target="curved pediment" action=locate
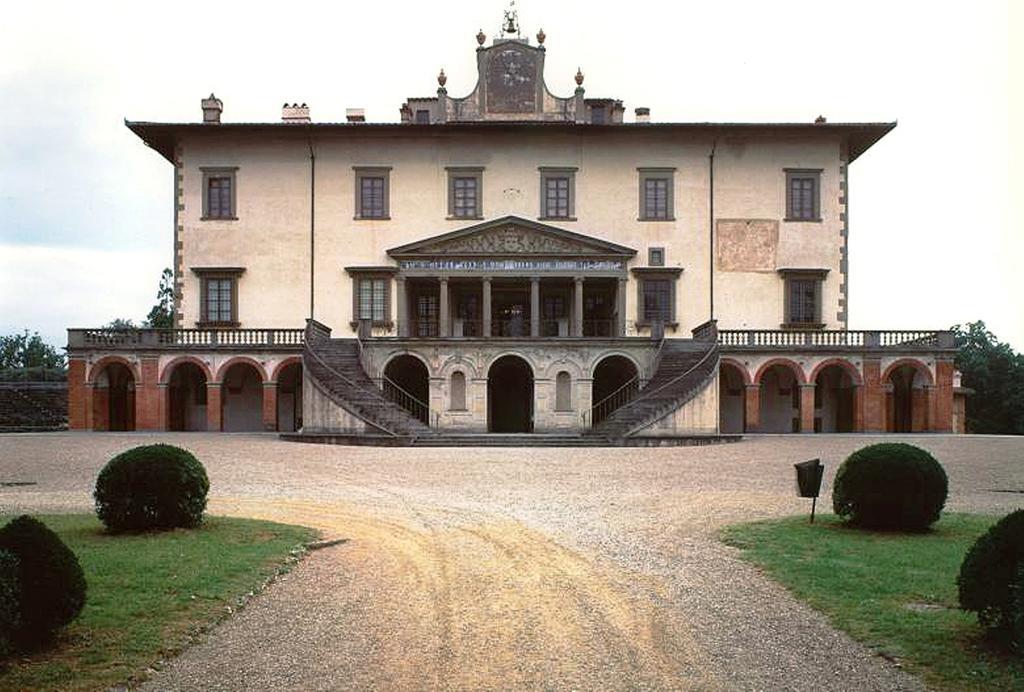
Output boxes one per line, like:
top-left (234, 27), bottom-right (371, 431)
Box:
top-left (388, 216), bottom-right (636, 259)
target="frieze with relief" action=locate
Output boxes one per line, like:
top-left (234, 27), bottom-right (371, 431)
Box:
top-left (420, 226), bottom-right (598, 255)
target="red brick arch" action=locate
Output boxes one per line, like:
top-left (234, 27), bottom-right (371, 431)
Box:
top-left (270, 356), bottom-right (302, 383)
top-left (720, 358), bottom-right (752, 386)
top-left (754, 358), bottom-right (807, 385)
top-left (215, 357), bottom-right (269, 384)
top-left (809, 358), bottom-right (863, 386)
top-left (87, 355), bottom-right (141, 384)
top-left (882, 358), bottom-right (934, 386)
top-left (160, 356), bottom-right (214, 384)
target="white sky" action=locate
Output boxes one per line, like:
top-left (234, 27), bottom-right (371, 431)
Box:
top-left (1, 0), bottom-right (1020, 349)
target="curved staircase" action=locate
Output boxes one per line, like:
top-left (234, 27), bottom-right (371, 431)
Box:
top-left (586, 339), bottom-right (719, 440)
top-left (303, 325), bottom-right (432, 437)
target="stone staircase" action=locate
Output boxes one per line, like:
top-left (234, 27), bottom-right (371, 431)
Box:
top-left (304, 332), bottom-right (432, 436)
top-left (586, 340), bottom-right (719, 440)
top-left (0, 384), bottom-right (68, 431)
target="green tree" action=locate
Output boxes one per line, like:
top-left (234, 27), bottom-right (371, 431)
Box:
top-left (144, 268), bottom-right (174, 329)
top-left (0, 331), bottom-right (65, 370)
top-left (104, 318), bottom-right (136, 329)
top-left (951, 321), bottom-right (1024, 434)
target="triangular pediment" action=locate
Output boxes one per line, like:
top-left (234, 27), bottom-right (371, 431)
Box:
top-left (387, 216), bottom-right (636, 258)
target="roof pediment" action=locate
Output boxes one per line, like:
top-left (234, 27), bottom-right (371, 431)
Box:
top-left (387, 216), bottom-right (636, 258)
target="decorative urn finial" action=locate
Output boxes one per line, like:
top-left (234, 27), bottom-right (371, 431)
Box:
top-left (437, 69), bottom-right (447, 87)
top-left (476, 29), bottom-right (486, 45)
top-left (575, 67), bottom-right (584, 86)
top-left (536, 28), bottom-right (546, 44)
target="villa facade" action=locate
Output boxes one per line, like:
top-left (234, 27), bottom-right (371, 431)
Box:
top-left (67, 23), bottom-right (963, 442)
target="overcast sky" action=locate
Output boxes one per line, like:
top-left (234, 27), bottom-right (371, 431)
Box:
top-left (1, 0), bottom-right (1020, 349)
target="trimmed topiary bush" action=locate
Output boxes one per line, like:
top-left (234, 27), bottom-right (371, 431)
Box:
top-left (0, 549), bottom-right (20, 657)
top-left (958, 509), bottom-right (1024, 650)
top-left (832, 442), bottom-right (948, 531)
top-left (94, 444), bottom-right (209, 532)
top-left (0, 516), bottom-right (85, 648)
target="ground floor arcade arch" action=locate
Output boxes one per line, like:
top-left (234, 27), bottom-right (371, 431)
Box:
top-left (220, 361), bottom-right (265, 432)
top-left (383, 355), bottom-right (431, 424)
top-left (90, 360), bottom-right (136, 431)
top-left (590, 355), bottom-right (639, 425)
top-left (167, 361), bottom-right (209, 431)
top-left (488, 355), bottom-right (534, 433)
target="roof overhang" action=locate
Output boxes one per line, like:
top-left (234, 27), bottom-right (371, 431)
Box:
top-left (125, 120), bottom-right (896, 164)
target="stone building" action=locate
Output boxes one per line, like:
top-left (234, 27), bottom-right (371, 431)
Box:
top-left (67, 21), bottom-right (964, 442)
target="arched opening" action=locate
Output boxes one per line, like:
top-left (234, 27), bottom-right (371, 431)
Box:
top-left (555, 371), bottom-right (572, 411)
top-left (759, 364), bottom-right (800, 433)
top-left (167, 362), bottom-right (208, 431)
top-left (92, 362), bottom-right (135, 431)
top-left (814, 364), bottom-right (855, 433)
top-left (719, 362), bottom-right (746, 434)
top-left (488, 355), bottom-right (533, 433)
top-left (449, 371), bottom-right (467, 411)
top-left (886, 363), bottom-right (930, 433)
top-left (276, 362), bottom-right (303, 433)
top-left (383, 355), bottom-right (430, 424)
top-left (221, 362), bottom-right (264, 432)
top-left (591, 356), bottom-right (639, 425)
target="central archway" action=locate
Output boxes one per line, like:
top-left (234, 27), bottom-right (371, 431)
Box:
top-left (488, 355), bottom-right (533, 433)
top-left (383, 355), bottom-right (430, 424)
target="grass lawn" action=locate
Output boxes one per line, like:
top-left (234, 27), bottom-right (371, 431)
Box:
top-left (721, 513), bottom-right (1024, 691)
top-left (0, 514), bottom-right (316, 690)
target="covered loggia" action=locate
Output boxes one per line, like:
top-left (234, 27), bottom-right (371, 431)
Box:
top-left (220, 361), bottom-right (264, 432)
top-left (91, 361), bottom-right (135, 431)
top-left (590, 355), bottom-right (639, 425)
top-left (166, 361), bottom-right (208, 431)
top-left (757, 362), bottom-right (802, 433)
top-left (885, 361), bottom-right (933, 433)
top-left (487, 355), bottom-right (534, 432)
top-left (383, 355), bottom-right (430, 424)
top-left (814, 363), bottom-right (857, 432)
top-left (718, 361), bottom-right (747, 434)
top-left (276, 361), bottom-right (303, 433)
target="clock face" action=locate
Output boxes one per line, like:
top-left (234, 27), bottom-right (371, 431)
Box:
top-left (486, 46), bottom-right (536, 113)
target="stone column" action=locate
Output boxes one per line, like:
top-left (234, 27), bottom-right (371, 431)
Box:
top-left (573, 276), bottom-right (584, 337)
top-left (530, 277), bottom-right (540, 337)
top-left (67, 358), bottom-right (88, 430)
top-left (206, 382), bottom-right (222, 432)
top-left (861, 357), bottom-right (885, 432)
top-left (616, 277), bottom-right (627, 336)
top-left (800, 384), bottom-right (816, 433)
top-left (482, 276), bottom-right (492, 337)
top-left (439, 277), bottom-right (450, 337)
top-left (396, 276), bottom-right (408, 337)
top-left (137, 357), bottom-right (162, 430)
top-left (262, 382), bottom-right (278, 432)
top-left (744, 383), bottom-right (760, 432)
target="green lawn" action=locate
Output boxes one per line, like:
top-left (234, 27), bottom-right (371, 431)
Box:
top-left (721, 513), bottom-right (1023, 691)
top-left (0, 514), bottom-right (316, 690)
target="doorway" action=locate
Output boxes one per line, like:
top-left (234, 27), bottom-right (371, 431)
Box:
top-left (487, 355), bottom-right (533, 432)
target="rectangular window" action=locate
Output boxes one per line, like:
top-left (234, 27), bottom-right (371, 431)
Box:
top-left (590, 106), bottom-right (606, 124)
top-left (358, 278), bottom-right (388, 323)
top-left (787, 278), bottom-right (818, 324)
top-left (648, 247), bottom-right (665, 267)
top-left (642, 280), bottom-right (672, 323)
top-left (201, 167), bottom-right (238, 220)
top-left (206, 279), bottom-right (233, 322)
top-left (785, 169), bottom-right (822, 221)
top-left (354, 167), bottom-right (391, 219)
top-left (447, 167), bottom-right (483, 219)
top-left (539, 168), bottom-right (576, 219)
top-left (415, 109), bottom-right (430, 124)
top-left (638, 168), bottom-right (675, 220)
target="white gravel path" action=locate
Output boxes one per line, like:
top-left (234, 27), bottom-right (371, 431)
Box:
top-left (1, 432), bottom-right (1022, 690)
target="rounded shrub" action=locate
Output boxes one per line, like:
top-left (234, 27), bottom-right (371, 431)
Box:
top-left (832, 442), bottom-right (948, 531)
top-left (0, 516), bottom-right (86, 648)
top-left (958, 509), bottom-right (1024, 649)
top-left (0, 549), bottom-right (20, 657)
top-left (94, 444), bottom-right (209, 532)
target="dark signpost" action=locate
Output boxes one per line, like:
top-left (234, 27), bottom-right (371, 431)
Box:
top-left (794, 458), bottom-right (825, 523)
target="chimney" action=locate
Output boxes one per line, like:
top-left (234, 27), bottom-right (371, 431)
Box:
top-left (201, 93), bottom-right (223, 124)
top-left (281, 103), bottom-right (311, 123)
top-left (346, 108), bottom-right (366, 123)
top-left (635, 107), bottom-right (650, 124)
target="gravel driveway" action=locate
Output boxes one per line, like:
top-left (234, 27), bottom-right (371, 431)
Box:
top-left (2, 433), bottom-right (1022, 690)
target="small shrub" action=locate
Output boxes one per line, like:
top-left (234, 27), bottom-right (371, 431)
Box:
top-left (94, 444), bottom-right (209, 532)
top-left (0, 549), bottom-right (20, 657)
top-left (0, 516), bottom-right (86, 648)
top-left (832, 442), bottom-right (948, 531)
top-left (958, 509), bottom-right (1024, 649)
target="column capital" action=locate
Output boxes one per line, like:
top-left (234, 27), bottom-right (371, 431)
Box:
top-left (207, 381), bottom-right (222, 389)
top-left (800, 382), bottom-right (816, 389)
top-left (574, 275), bottom-right (584, 284)
top-left (530, 275), bottom-right (541, 284)
top-left (395, 274), bottom-right (406, 284)
top-left (481, 275), bottom-right (493, 283)
top-left (745, 382), bottom-right (761, 390)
